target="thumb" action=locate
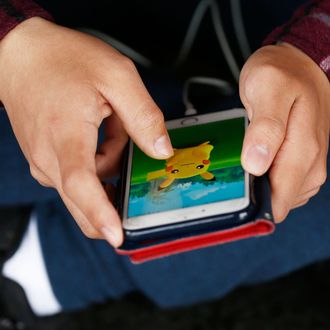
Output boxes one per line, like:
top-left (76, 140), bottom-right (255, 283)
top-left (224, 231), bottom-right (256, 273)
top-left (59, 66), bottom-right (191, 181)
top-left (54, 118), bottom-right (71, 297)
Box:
top-left (241, 102), bottom-right (292, 176)
top-left (239, 49), bottom-right (298, 176)
top-left (100, 59), bottom-right (173, 159)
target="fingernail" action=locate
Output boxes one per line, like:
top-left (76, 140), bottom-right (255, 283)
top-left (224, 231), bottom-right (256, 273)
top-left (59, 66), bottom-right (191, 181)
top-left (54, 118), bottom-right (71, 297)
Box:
top-left (154, 135), bottom-right (173, 158)
top-left (274, 206), bottom-right (289, 224)
top-left (101, 227), bottom-right (121, 248)
top-left (244, 145), bottom-right (269, 175)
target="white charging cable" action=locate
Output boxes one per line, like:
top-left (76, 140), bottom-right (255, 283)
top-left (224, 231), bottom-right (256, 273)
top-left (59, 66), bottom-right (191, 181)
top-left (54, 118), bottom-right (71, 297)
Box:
top-left (175, 0), bottom-right (241, 82)
top-left (175, 0), bottom-right (212, 66)
top-left (78, 27), bottom-right (153, 68)
top-left (183, 76), bottom-right (234, 116)
top-left (78, 0), bottom-right (243, 82)
top-left (230, 0), bottom-right (252, 60)
top-left (209, 0), bottom-right (240, 82)
top-left (78, 0), bottom-right (248, 113)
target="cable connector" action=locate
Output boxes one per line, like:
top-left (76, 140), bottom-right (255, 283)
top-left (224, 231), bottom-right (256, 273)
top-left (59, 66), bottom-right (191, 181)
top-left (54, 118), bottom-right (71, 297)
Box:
top-left (184, 105), bottom-right (198, 116)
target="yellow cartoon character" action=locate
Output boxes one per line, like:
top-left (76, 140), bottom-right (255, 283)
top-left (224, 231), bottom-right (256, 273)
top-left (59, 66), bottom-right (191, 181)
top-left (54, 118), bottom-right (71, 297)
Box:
top-left (147, 142), bottom-right (215, 189)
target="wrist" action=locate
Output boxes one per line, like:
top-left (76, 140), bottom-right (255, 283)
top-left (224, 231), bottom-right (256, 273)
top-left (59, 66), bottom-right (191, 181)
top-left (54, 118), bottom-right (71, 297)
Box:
top-left (0, 0), bottom-right (53, 41)
top-left (0, 17), bottom-right (53, 104)
top-left (255, 43), bottom-right (329, 88)
top-left (0, 16), bottom-right (51, 48)
top-left (263, 1), bottom-right (330, 80)
top-left (278, 42), bottom-right (330, 85)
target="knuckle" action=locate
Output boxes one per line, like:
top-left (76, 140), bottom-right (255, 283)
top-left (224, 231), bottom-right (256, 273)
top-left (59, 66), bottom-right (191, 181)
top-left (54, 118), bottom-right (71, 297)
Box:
top-left (29, 150), bottom-right (44, 168)
top-left (258, 62), bottom-right (284, 78)
top-left (137, 108), bottom-right (165, 132)
top-left (302, 198), bottom-right (310, 205)
top-left (39, 181), bottom-right (52, 188)
top-left (242, 62), bottom-right (303, 109)
top-left (145, 110), bottom-right (164, 128)
top-left (80, 224), bottom-right (101, 239)
top-left (29, 166), bottom-right (51, 187)
top-left (309, 187), bottom-right (320, 198)
top-left (244, 63), bottom-right (285, 97)
top-left (84, 208), bottom-right (103, 228)
top-left (61, 168), bottom-right (91, 193)
top-left (46, 114), bottom-right (62, 127)
top-left (118, 55), bottom-right (136, 74)
top-left (307, 159), bottom-right (327, 188)
top-left (297, 199), bottom-right (309, 208)
top-left (29, 165), bottom-right (41, 180)
top-left (257, 116), bottom-right (286, 142)
top-left (72, 210), bottom-right (103, 240)
top-left (315, 170), bottom-right (327, 187)
top-left (307, 138), bottom-right (322, 160)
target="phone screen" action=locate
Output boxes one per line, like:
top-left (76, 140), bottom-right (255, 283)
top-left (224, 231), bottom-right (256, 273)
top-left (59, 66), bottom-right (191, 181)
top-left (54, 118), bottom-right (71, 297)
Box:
top-left (124, 110), bottom-right (249, 230)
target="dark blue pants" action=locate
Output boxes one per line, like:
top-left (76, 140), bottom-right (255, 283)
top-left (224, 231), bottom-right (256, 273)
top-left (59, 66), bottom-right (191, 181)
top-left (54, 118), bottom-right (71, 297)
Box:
top-left (0, 1), bottom-right (324, 310)
top-left (1, 70), bottom-right (330, 311)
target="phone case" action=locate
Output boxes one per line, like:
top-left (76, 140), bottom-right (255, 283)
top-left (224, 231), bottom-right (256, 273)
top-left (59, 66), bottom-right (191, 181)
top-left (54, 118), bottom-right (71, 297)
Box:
top-left (116, 173), bottom-right (274, 264)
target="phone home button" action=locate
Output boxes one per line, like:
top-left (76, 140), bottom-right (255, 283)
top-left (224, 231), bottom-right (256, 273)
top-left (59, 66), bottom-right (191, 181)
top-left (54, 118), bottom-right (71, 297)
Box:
top-left (181, 117), bottom-right (199, 126)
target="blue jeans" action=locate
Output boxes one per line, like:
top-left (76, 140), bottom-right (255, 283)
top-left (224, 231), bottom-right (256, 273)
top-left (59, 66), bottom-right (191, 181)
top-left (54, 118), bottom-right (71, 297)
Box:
top-left (35, 187), bottom-right (330, 311)
top-left (1, 69), bottom-right (330, 312)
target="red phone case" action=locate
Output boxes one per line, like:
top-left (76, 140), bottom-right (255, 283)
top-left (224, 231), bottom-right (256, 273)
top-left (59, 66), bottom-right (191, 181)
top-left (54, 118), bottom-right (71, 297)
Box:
top-left (116, 175), bottom-right (274, 264)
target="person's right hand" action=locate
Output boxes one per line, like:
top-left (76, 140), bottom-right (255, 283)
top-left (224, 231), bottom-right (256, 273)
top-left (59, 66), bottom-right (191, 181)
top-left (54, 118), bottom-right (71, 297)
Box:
top-left (239, 43), bottom-right (330, 222)
top-left (0, 17), bottom-right (173, 247)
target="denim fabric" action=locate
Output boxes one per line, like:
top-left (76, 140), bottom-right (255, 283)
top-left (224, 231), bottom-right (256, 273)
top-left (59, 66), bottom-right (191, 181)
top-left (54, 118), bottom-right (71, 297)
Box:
top-left (1, 0), bottom-right (328, 311)
top-left (0, 110), bottom-right (58, 206)
top-left (33, 70), bottom-right (330, 310)
top-left (35, 156), bottom-right (330, 310)
top-left (2, 69), bottom-right (330, 311)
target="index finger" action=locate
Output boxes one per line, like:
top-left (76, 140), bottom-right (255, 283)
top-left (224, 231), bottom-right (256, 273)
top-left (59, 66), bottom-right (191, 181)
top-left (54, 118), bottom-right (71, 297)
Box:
top-left (54, 124), bottom-right (123, 247)
top-left (97, 58), bottom-right (173, 160)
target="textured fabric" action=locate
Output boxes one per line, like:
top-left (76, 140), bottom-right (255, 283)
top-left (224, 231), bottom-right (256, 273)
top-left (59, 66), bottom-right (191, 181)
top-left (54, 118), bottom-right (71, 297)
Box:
top-left (5, 72), bottom-right (330, 312)
top-left (0, 0), bottom-right (52, 40)
top-left (0, 109), bottom-right (58, 206)
top-left (35, 164), bottom-right (330, 310)
top-left (33, 70), bottom-right (330, 310)
top-left (1, 0), bottom-right (330, 313)
top-left (263, 0), bottom-right (330, 79)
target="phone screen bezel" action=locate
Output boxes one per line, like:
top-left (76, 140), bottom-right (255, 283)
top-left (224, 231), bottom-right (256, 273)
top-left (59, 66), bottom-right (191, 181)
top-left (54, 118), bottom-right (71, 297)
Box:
top-left (122, 109), bottom-right (249, 231)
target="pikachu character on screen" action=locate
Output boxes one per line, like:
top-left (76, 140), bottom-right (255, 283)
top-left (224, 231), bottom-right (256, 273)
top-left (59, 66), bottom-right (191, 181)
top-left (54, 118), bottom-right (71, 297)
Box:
top-left (147, 142), bottom-right (215, 189)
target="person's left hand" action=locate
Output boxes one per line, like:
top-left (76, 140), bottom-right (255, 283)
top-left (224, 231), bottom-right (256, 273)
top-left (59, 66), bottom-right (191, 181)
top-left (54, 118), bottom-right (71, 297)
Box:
top-left (0, 18), bottom-right (173, 247)
top-left (239, 43), bottom-right (330, 222)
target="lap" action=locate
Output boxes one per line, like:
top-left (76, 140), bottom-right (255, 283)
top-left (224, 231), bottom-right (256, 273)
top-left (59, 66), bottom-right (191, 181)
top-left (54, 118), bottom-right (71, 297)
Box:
top-left (36, 161), bottom-right (330, 310)
top-left (2, 76), bottom-right (329, 310)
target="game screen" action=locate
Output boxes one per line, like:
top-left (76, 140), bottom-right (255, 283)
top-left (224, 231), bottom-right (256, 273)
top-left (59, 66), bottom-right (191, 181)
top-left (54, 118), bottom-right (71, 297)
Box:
top-left (127, 117), bottom-right (245, 218)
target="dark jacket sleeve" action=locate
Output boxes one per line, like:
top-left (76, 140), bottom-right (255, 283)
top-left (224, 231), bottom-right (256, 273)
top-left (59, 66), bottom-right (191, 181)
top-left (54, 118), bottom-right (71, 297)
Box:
top-left (0, 0), bottom-right (52, 40)
top-left (263, 0), bottom-right (330, 79)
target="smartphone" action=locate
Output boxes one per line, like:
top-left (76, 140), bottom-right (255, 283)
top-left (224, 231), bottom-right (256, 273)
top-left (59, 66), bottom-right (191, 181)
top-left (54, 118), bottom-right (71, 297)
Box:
top-left (120, 108), bottom-right (251, 240)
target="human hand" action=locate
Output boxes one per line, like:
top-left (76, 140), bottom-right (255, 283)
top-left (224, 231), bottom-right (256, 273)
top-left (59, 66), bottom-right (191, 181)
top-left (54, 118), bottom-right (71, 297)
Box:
top-left (240, 43), bottom-right (330, 222)
top-left (0, 17), bottom-right (173, 246)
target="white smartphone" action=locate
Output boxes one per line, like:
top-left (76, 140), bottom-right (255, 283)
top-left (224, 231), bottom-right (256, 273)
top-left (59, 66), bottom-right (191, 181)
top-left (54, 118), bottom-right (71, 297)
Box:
top-left (121, 108), bottom-right (250, 232)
